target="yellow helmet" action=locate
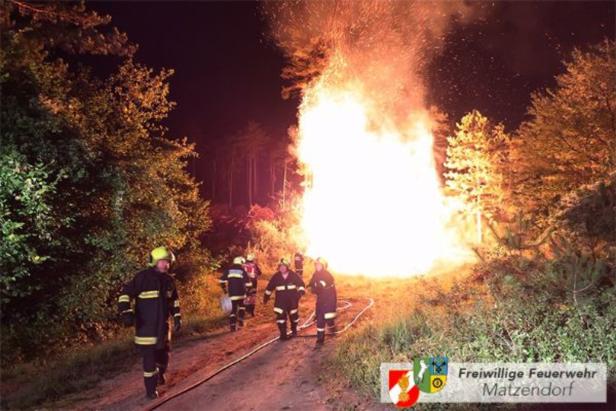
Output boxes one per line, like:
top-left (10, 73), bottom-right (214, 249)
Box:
top-left (149, 247), bottom-right (176, 267)
top-left (279, 258), bottom-right (290, 268)
top-left (246, 253), bottom-right (255, 262)
top-left (233, 256), bottom-right (246, 265)
top-left (315, 257), bottom-right (328, 268)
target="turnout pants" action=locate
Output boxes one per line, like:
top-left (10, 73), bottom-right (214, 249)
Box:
top-left (141, 345), bottom-right (169, 395)
top-left (245, 280), bottom-right (257, 317)
top-left (245, 294), bottom-right (256, 317)
top-left (274, 305), bottom-right (299, 338)
top-left (230, 299), bottom-right (245, 330)
top-left (316, 305), bottom-right (336, 343)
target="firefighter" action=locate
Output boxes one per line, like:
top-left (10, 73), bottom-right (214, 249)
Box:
top-left (294, 252), bottom-right (304, 278)
top-left (220, 256), bottom-right (252, 331)
top-left (118, 246), bottom-right (182, 400)
top-left (308, 257), bottom-right (337, 346)
top-left (263, 258), bottom-right (306, 340)
top-left (243, 253), bottom-right (262, 317)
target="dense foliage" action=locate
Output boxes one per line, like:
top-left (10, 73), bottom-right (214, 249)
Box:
top-left (512, 40), bottom-right (616, 220)
top-left (1, 1), bottom-right (211, 359)
top-left (444, 110), bottom-right (511, 241)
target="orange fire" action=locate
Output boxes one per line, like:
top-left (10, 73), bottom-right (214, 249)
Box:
top-left (295, 82), bottom-right (470, 277)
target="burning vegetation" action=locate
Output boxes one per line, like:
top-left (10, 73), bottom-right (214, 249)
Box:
top-left (262, 0), bottom-right (487, 275)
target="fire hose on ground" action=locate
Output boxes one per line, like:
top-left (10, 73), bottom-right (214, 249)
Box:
top-left (144, 297), bottom-right (374, 411)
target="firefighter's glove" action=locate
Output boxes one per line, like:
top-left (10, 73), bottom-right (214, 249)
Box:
top-left (173, 316), bottom-right (182, 333)
top-left (221, 285), bottom-right (227, 294)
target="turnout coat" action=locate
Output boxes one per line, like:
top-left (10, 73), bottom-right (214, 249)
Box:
top-left (308, 269), bottom-right (337, 320)
top-left (219, 264), bottom-right (252, 300)
top-left (118, 268), bottom-right (181, 349)
top-left (264, 271), bottom-right (306, 312)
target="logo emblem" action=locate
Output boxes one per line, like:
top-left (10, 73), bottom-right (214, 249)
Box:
top-left (413, 356), bottom-right (448, 393)
top-left (388, 369), bottom-right (420, 408)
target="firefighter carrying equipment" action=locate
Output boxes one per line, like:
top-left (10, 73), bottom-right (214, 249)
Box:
top-left (118, 266), bottom-right (181, 397)
top-left (149, 246), bottom-right (176, 267)
top-left (243, 260), bottom-right (262, 317)
top-left (308, 268), bottom-right (337, 344)
top-left (220, 262), bottom-right (252, 330)
top-left (263, 270), bottom-right (305, 339)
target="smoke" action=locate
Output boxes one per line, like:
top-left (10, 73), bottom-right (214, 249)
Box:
top-left (263, 0), bottom-right (484, 126)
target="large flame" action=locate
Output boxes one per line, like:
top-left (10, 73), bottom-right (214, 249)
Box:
top-left (296, 84), bottom-right (469, 277)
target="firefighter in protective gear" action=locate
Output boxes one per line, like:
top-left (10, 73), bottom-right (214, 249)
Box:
top-left (220, 256), bottom-right (252, 331)
top-left (308, 257), bottom-right (337, 345)
top-left (243, 253), bottom-right (262, 317)
top-left (294, 252), bottom-right (304, 278)
top-left (263, 258), bottom-right (306, 340)
top-left (118, 246), bottom-right (181, 399)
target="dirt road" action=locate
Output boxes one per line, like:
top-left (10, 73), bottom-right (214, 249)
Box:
top-left (154, 299), bottom-right (370, 411)
top-left (65, 293), bottom-right (372, 411)
top-left (58, 274), bottom-right (457, 410)
top-left (157, 324), bottom-right (339, 411)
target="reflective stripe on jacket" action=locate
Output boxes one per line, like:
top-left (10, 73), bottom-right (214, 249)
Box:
top-left (265, 271), bottom-right (305, 310)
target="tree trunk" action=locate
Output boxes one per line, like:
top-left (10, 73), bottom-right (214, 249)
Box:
top-left (252, 154), bottom-right (258, 205)
top-left (212, 157), bottom-right (217, 202)
top-left (476, 208), bottom-right (482, 244)
top-left (247, 156), bottom-right (253, 206)
top-left (270, 157), bottom-right (276, 199)
top-left (228, 153), bottom-right (234, 208)
top-left (282, 158), bottom-right (288, 209)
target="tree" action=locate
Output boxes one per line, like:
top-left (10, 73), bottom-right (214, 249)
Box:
top-left (512, 40), bottom-right (616, 217)
top-left (239, 122), bottom-right (269, 206)
top-left (1, 1), bottom-right (211, 357)
top-left (445, 110), bottom-right (510, 243)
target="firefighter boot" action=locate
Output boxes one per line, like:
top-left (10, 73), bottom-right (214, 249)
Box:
top-left (316, 330), bottom-right (325, 346)
top-left (291, 322), bottom-right (298, 338)
top-left (144, 374), bottom-right (159, 399)
top-left (278, 321), bottom-right (288, 341)
top-left (238, 306), bottom-right (245, 328)
top-left (230, 313), bottom-right (237, 331)
top-left (157, 369), bottom-right (166, 385)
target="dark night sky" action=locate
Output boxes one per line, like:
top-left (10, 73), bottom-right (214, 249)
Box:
top-left (90, 1), bottom-right (615, 183)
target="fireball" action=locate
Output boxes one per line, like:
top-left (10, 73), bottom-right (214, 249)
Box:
top-left (296, 83), bottom-right (469, 277)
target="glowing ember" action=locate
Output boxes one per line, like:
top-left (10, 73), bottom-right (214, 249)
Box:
top-left (296, 84), bottom-right (469, 277)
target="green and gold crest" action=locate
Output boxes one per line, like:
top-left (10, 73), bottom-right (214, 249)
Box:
top-left (413, 356), bottom-right (448, 393)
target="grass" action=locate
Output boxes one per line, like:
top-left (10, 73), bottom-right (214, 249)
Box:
top-left (0, 274), bottom-right (227, 410)
top-left (1, 311), bottom-right (228, 410)
top-left (327, 256), bottom-right (616, 410)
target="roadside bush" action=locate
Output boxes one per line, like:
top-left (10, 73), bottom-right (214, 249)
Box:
top-left (330, 253), bottom-right (616, 402)
top-left (245, 202), bottom-right (305, 275)
top-left (1, 2), bottom-right (212, 363)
